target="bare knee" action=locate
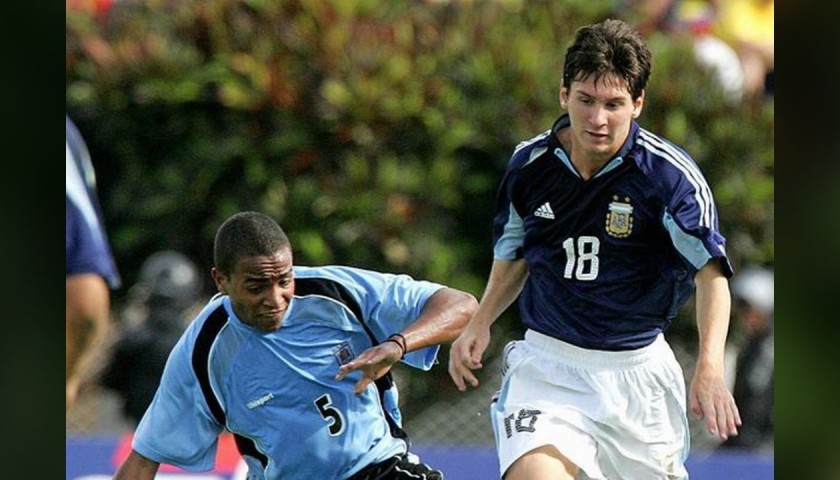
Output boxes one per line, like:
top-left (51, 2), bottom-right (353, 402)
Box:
top-left (505, 445), bottom-right (579, 480)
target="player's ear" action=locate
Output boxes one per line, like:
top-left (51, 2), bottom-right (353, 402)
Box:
top-left (632, 90), bottom-right (645, 118)
top-left (211, 267), bottom-right (228, 294)
top-left (559, 83), bottom-right (568, 109)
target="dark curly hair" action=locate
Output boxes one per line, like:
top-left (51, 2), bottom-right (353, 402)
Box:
top-left (562, 18), bottom-right (652, 100)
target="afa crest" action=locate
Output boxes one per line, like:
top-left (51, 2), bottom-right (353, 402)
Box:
top-left (605, 196), bottom-right (634, 238)
top-left (333, 342), bottom-right (355, 366)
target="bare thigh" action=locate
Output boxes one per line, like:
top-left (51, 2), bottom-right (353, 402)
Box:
top-left (505, 445), bottom-right (579, 480)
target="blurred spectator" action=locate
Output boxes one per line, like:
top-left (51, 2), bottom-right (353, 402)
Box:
top-left (721, 266), bottom-right (774, 451)
top-left (100, 250), bottom-right (203, 425)
top-left (618, 0), bottom-right (674, 37)
top-left (673, 0), bottom-right (745, 105)
top-left (715, 0), bottom-right (774, 100)
top-left (66, 115), bottom-right (122, 411)
top-left (619, 0), bottom-right (745, 104)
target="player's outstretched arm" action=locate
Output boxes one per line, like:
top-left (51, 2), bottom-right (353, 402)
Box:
top-left (337, 287), bottom-right (478, 395)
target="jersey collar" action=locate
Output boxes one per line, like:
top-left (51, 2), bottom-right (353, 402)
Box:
top-left (548, 114), bottom-right (641, 179)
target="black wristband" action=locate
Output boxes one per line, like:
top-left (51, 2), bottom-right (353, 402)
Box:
top-left (385, 333), bottom-right (407, 359)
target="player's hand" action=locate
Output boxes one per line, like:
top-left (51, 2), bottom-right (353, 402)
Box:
top-left (689, 363), bottom-right (742, 440)
top-left (335, 342), bottom-right (403, 395)
top-left (448, 322), bottom-right (491, 391)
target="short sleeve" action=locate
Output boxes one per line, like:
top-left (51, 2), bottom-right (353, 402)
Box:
top-left (131, 335), bottom-right (223, 471)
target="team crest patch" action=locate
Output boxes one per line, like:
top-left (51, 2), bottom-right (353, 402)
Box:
top-left (333, 342), bottom-right (355, 366)
top-left (605, 195), bottom-right (634, 238)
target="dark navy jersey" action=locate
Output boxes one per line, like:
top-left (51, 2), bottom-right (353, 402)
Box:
top-left (66, 116), bottom-right (121, 288)
top-left (493, 115), bottom-right (733, 350)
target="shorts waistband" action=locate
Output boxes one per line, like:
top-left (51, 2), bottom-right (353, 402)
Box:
top-left (523, 329), bottom-right (669, 369)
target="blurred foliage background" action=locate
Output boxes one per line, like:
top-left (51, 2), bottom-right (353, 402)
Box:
top-left (67, 0), bottom-right (773, 440)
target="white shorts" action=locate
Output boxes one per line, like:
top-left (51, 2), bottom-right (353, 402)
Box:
top-left (491, 330), bottom-right (690, 480)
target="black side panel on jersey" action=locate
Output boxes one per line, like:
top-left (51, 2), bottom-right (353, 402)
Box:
top-left (191, 305), bottom-right (229, 426)
top-left (192, 305), bottom-right (270, 468)
top-left (234, 434), bottom-right (268, 468)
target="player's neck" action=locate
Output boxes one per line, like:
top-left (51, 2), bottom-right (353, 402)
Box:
top-left (556, 129), bottom-right (611, 181)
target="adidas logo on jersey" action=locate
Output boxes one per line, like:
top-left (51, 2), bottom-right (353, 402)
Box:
top-left (534, 202), bottom-right (555, 219)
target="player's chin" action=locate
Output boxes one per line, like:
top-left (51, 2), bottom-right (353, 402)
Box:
top-left (584, 136), bottom-right (613, 149)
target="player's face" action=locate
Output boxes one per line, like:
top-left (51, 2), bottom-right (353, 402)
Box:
top-left (560, 73), bottom-right (644, 163)
top-left (213, 248), bottom-right (294, 332)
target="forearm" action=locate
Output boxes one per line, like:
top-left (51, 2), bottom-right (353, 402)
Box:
top-left (690, 260), bottom-right (741, 439)
top-left (66, 275), bottom-right (111, 382)
top-left (470, 258), bottom-right (529, 329)
top-left (66, 318), bottom-right (93, 381)
top-left (447, 258), bottom-right (527, 390)
top-left (694, 261), bottom-right (732, 373)
top-left (400, 288), bottom-right (478, 352)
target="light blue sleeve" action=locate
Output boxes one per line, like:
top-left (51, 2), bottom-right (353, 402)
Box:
top-left (493, 204), bottom-right (525, 260)
top-left (492, 155), bottom-right (527, 261)
top-left (298, 266), bottom-right (445, 370)
top-left (367, 271), bottom-right (446, 370)
top-left (131, 316), bottom-right (224, 471)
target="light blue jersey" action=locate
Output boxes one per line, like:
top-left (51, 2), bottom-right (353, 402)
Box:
top-left (133, 265), bottom-right (444, 479)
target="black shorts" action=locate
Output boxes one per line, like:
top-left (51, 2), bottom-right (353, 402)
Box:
top-left (347, 454), bottom-right (443, 480)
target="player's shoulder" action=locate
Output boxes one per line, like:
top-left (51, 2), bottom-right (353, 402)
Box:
top-left (176, 296), bottom-right (244, 362)
top-left (294, 264), bottom-right (376, 282)
top-left (508, 128), bottom-right (553, 170)
top-left (292, 265), bottom-right (378, 298)
top-left (183, 295), bottom-right (229, 335)
top-left (293, 265), bottom-right (434, 299)
top-left (633, 128), bottom-right (699, 172)
top-left (631, 127), bottom-right (709, 188)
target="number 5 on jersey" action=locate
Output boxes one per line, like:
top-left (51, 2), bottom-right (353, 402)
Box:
top-left (315, 394), bottom-right (345, 436)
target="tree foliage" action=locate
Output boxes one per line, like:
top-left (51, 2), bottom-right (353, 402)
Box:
top-left (67, 0), bottom-right (773, 409)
